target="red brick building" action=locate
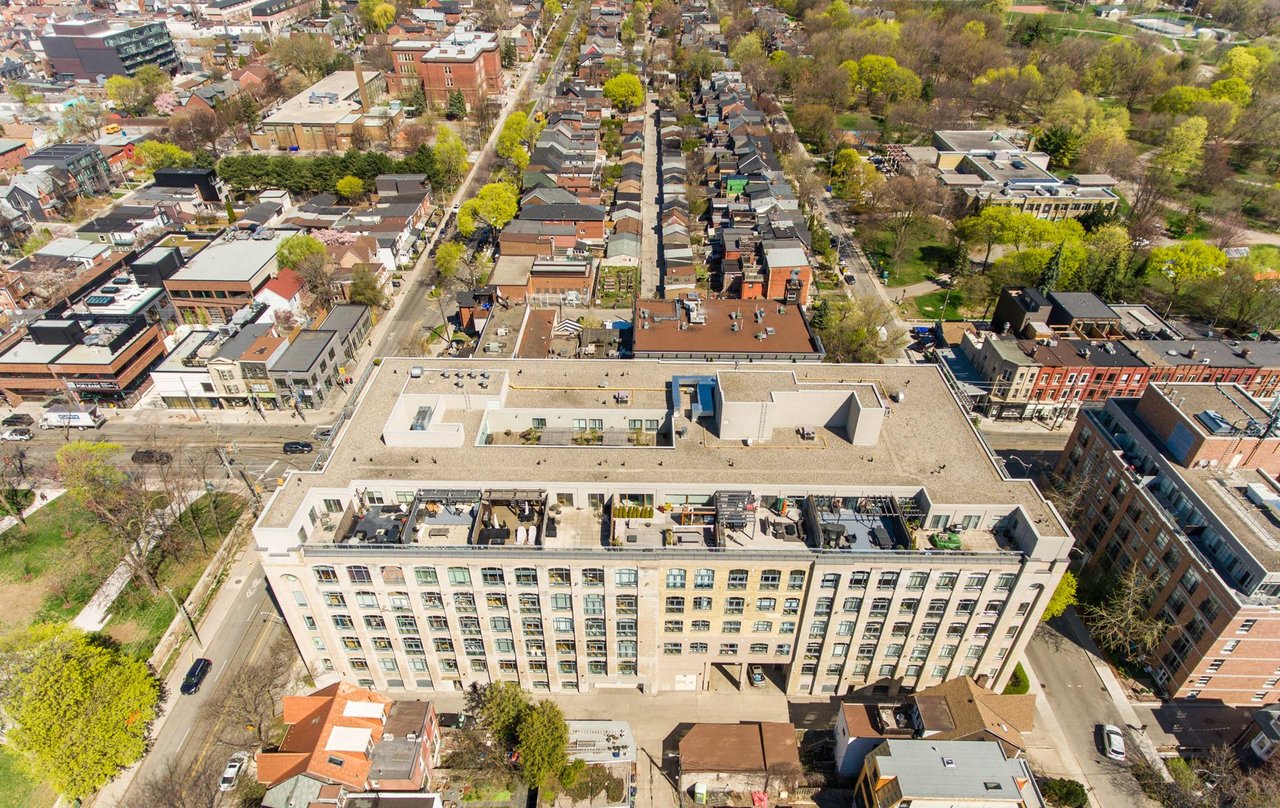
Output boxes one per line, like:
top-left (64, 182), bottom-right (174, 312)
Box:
top-left (1058, 383), bottom-right (1280, 704)
top-left (389, 26), bottom-right (503, 108)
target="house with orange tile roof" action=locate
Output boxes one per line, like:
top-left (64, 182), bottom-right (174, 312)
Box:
top-left (256, 682), bottom-right (441, 806)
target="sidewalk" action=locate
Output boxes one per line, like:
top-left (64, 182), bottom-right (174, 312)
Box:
top-left (0, 486), bottom-right (64, 535)
top-left (1061, 609), bottom-right (1172, 782)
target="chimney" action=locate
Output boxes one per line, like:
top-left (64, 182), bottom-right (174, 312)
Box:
top-left (1242, 346), bottom-right (1253, 360)
top-left (353, 63), bottom-right (370, 113)
top-left (1188, 346), bottom-right (1199, 360)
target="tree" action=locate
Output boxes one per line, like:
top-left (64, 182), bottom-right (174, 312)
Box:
top-left (502, 39), bottom-right (518, 68)
top-left (0, 624), bottom-right (159, 798)
top-left (869, 174), bottom-right (948, 262)
top-left (1035, 125), bottom-right (1083, 170)
top-left (855, 54), bottom-right (921, 110)
top-left (447, 90), bottom-right (468, 119)
top-left (105, 75), bottom-right (152, 117)
top-left (1081, 564), bottom-right (1169, 659)
top-left (545, 0), bottom-right (562, 15)
top-left (20, 228), bottom-right (52, 257)
top-left (434, 241), bottom-right (465, 282)
top-left (133, 141), bottom-right (194, 174)
top-left (10, 83), bottom-right (38, 112)
top-left (434, 125), bottom-right (469, 192)
top-left (200, 634), bottom-right (293, 749)
top-left (271, 35), bottom-right (340, 81)
top-left (1149, 240), bottom-right (1227, 316)
top-left (497, 111), bottom-right (531, 167)
top-left (811, 295), bottom-right (907, 363)
top-left (790, 104), bottom-right (837, 151)
top-left (320, 0), bottom-right (330, 15)
top-left (1042, 571), bottom-right (1077, 622)
top-left (829, 148), bottom-right (883, 204)
top-left (517, 699), bottom-right (569, 789)
top-left (348, 267), bottom-right (389, 308)
top-left (60, 99), bottom-right (104, 140)
top-left (357, 0), bottom-right (397, 32)
top-left (457, 182), bottom-right (518, 237)
top-left (277, 233), bottom-right (327, 270)
top-left (603, 73), bottom-right (644, 112)
top-left (1153, 116), bottom-right (1209, 176)
top-left (0, 445), bottom-right (32, 526)
top-left (130, 753), bottom-right (223, 808)
top-left (477, 681), bottom-right (530, 749)
top-left (169, 108), bottom-right (226, 157)
top-left (335, 174), bottom-right (365, 202)
top-left (1039, 778), bottom-right (1088, 808)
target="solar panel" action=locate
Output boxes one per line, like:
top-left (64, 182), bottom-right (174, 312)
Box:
top-left (85, 295), bottom-right (115, 306)
top-left (100, 286), bottom-right (120, 294)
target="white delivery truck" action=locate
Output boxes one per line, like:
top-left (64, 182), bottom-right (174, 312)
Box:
top-left (39, 404), bottom-right (107, 430)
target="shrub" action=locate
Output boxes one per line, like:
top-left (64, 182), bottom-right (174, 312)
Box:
top-left (1039, 777), bottom-right (1087, 808)
top-left (1003, 662), bottom-right (1030, 695)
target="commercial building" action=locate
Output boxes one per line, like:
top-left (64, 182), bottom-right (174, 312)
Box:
top-left (899, 130), bottom-right (1119, 221)
top-left (631, 296), bottom-right (824, 361)
top-left (250, 70), bottom-right (403, 153)
top-left (40, 18), bottom-right (178, 81)
top-left (0, 315), bottom-right (166, 405)
top-left (253, 359), bottom-right (1071, 699)
top-left (388, 26), bottom-right (503, 107)
top-left (855, 739), bottom-right (1046, 808)
top-left (269, 304), bottom-right (370, 409)
top-left (1058, 382), bottom-right (1280, 704)
top-left (163, 230), bottom-right (288, 325)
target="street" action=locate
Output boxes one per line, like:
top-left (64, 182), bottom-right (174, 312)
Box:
top-left (1027, 619), bottom-right (1159, 808)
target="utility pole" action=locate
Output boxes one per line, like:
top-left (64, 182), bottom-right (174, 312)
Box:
top-left (165, 586), bottom-right (203, 650)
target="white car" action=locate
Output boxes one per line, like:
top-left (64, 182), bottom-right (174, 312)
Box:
top-left (1, 428), bottom-right (32, 441)
top-left (1100, 724), bottom-right (1126, 762)
top-left (219, 751), bottom-right (249, 792)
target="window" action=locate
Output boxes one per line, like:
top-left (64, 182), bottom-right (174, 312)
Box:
top-left (816, 597), bottom-right (833, 615)
top-left (965, 574), bottom-right (988, 591)
top-left (760, 569), bottom-right (781, 590)
top-left (616, 595), bottom-right (637, 614)
top-left (719, 643), bottom-right (739, 656)
top-left (584, 594), bottom-right (604, 615)
top-left (364, 615), bottom-right (385, 630)
top-left (788, 571), bottom-right (806, 590)
top-left (870, 598), bottom-right (891, 617)
top-left (1224, 640), bottom-right (1240, 654)
top-left (843, 597), bottom-right (862, 613)
top-left (907, 572), bottom-right (929, 590)
top-left (751, 643), bottom-right (769, 654)
top-left (777, 643), bottom-right (792, 656)
top-left (728, 569), bottom-right (748, 590)
top-left (666, 569), bottom-right (686, 589)
top-left (414, 566), bottom-right (438, 586)
top-left (341, 637), bottom-right (362, 651)
top-left (553, 618), bottom-right (574, 633)
top-left (821, 573), bottom-right (840, 589)
top-left (396, 615), bottom-right (418, 634)
top-left (877, 572), bottom-right (899, 590)
top-left (757, 598), bottom-right (777, 612)
top-left (422, 592), bottom-right (443, 610)
top-left (725, 597), bottom-right (745, 614)
top-left (618, 640), bottom-right (637, 658)
top-left (1239, 619), bottom-right (1258, 634)
top-left (454, 593), bottom-right (476, 612)
top-left (937, 572), bottom-right (958, 591)
top-left (491, 617), bottom-right (512, 633)
top-left (666, 597), bottom-right (685, 614)
top-left (927, 599), bottom-right (947, 616)
top-left (427, 616), bottom-right (449, 632)
top-left (347, 565), bottom-right (372, 584)
top-left (549, 568), bottom-right (571, 586)
top-left (784, 598), bottom-right (800, 615)
top-left (353, 591), bottom-right (377, 609)
top-left (434, 637), bottom-right (454, 653)
top-left (618, 619), bottom-right (637, 637)
top-left (526, 639), bottom-right (546, 657)
top-left (551, 594), bottom-right (571, 611)
top-left (722, 621), bottom-right (741, 634)
top-left (694, 568), bottom-right (715, 589)
top-left (891, 622), bottom-right (911, 637)
top-left (615, 568), bottom-right (638, 587)
top-left (995, 573), bottom-right (1016, 591)
top-left (693, 597), bottom-right (713, 611)
top-left (520, 593), bottom-right (540, 613)
top-left (754, 621), bottom-right (773, 632)
top-left (515, 567), bottom-right (537, 586)
top-left (314, 566), bottom-right (338, 583)
top-left (664, 642), bottom-right (682, 655)
top-left (481, 567), bottom-right (504, 585)
top-left (558, 659), bottom-right (576, 675)
top-left (837, 621), bottom-right (854, 636)
top-left (582, 568), bottom-right (604, 587)
top-left (665, 620), bottom-right (684, 633)
top-left (849, 571), bottom-right (869, 589)
top-left (780, 621), bottom-right (796, 634)
top-left (885, 644), bottom-right (903, 658)
top-left (333, 614), bottom-right (354, 629)
top-left (556, 639), bottom-right (576, 654)
top-left (586, 640), bottom-right (606, 658)
top-left (899, 599), bottom-right (919, 614)
top-left (323, 592), bottom-right (347, 608)
top-left (692, 620), bottom-right (711, 631)
top-left (448, 567), bottom-right (471, 586)
top-left (690, 642), bottom-right (708, 653)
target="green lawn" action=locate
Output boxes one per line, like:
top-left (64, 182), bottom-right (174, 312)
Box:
top-left (836, 112), bottom-right (874, 131)
top-left (864, 226), bottom-right (950, 287)
top-left (913, 289), bottom-right (966, 321)
top-left (0, 746), bottom-right (54, 808)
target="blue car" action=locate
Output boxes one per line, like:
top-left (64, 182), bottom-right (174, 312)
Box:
top-left (180, 658), bottom-right (212, 695)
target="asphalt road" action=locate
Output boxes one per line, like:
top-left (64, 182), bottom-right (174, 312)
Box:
top-left (116, 565), bottom-right (282, 807)
top-left (1028, 620), bottom-right (1158, 808)
top-left (980, 427), bottom-right (1073, 452)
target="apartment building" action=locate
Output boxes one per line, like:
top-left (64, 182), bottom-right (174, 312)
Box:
top-left (1057, 382), bottom-right (1280, 704)
top-left (253, 360), bottom-right (1072, 699)
top-left (40, 18), bottom-right (178, 80)
top-left (388, 26), bottom-right (502, 107)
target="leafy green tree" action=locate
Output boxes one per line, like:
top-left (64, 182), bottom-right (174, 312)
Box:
top-left (497, 111), bottom-right (531, 167)
top-left (20, 228), bottom-right (52, 257)
top-left (447, 90), bottom-right (468, 120)
top-left (435, 241), bottom-right (465, 282)
top-left (809, 298), bottom-right (830, 330)
top-left (133, 141), bottom-right (195, 173)
top-left (729, 33), bottom-right (765, 66)
top-left (1153, 116), bottom-right (1208, 175)
top-left (0, 624), bottom-right (159, 799)
top-left (335, 174), bottom-right (365, 201)
top-left (855, 54), bottom-right (921, 109)
top-left (811, 295), bottom-right (907, 362)
top-left (277, 233), bottom-right (327, 270)
top-left (357, 0), bottom-right (396, 32)
top-left (478, 681), bottom-right (530, 749)
top-left (1040, 778), bottom-right (1087, 808)
top-left (1150, 239), bottom-right (1226, 316)
top-left (517, 700), bottom-right (569, 789)
top-left (829, 148), bottom-right (882, 203)
top-left (457, 182), bottom-right (518, 237)
top-left (347, 267), bottom-right (388, 308)
top-left (320, 0), bottom-right (330, 15)
top-left (271, 35), bottom-right (339, 81)
top-left (956, 206), bottom-right (1019, 272)
top-left (434, 125), bottom-right (469, 192)
top-left (545, 0), bottom-right (562, 15)
top-left (603, 73), bottom-right (644, 112)
top-left (790, 104), bottom-right (836, 151)
top-left (1035, 125), bottom-right (1083, 170)
top-left (1042, 571), bottom-right (1077, 622)
top-left (1219, 46), bottom-right (1262, 82)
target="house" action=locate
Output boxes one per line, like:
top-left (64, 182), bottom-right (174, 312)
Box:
top-left (834, 704), bottom-right (891, 780)
top-left (1242, 703), bottom-right (1280, 762)
top-left (256, 682), bottom-right (441, 803)
top-left (676, 723), bottom-right (802, 796)
top-left (908, 676), bottom-right (1036, 757)
top-left (0, 139), bottom-right (29, 171)
top-left (269, 304), bottom-right (370, 408)
top-left (855, 739), bottom-right (1046, 808)
top-left (255, 267), bottom-right (304, 321)
top-left (76, 205), bottom-right (171, 246)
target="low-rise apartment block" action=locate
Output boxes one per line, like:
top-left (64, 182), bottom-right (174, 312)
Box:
top-left (253, 360), bottom-right (1071, 699)
top-left (1058, 382), bottom-right (1280, 704)
top-left (40, 18), bottom-right (178, 80)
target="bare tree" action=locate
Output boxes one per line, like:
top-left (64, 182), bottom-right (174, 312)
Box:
top-left (868, 174), bottom-right (948, 262)
top-left (125, 752), bottom-right (221, 808)
top-left (201, 634), bottom-right (295, 749)
top-left (1080, 563), bottom-right (1169, 660)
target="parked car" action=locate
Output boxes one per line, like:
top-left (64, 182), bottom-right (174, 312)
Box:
top-left (748, 665), bottom-right (765, 687)
top-left (312, 426), bottom-right (334, 441)
top-left (2, 413), bottom-right (33, 427)
top-left (131, 449), bottom-right (172, 466)
top-left (219, 751), bottom-right (249, 791)
top-left (180, 658), bottom-right (212, 695)
top-left (283, 441), bottom-right (313, 455)
top-left (1, 428), bottom-right (32, 441)
top-left (1100, 724), bottom-right (1126, 762)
